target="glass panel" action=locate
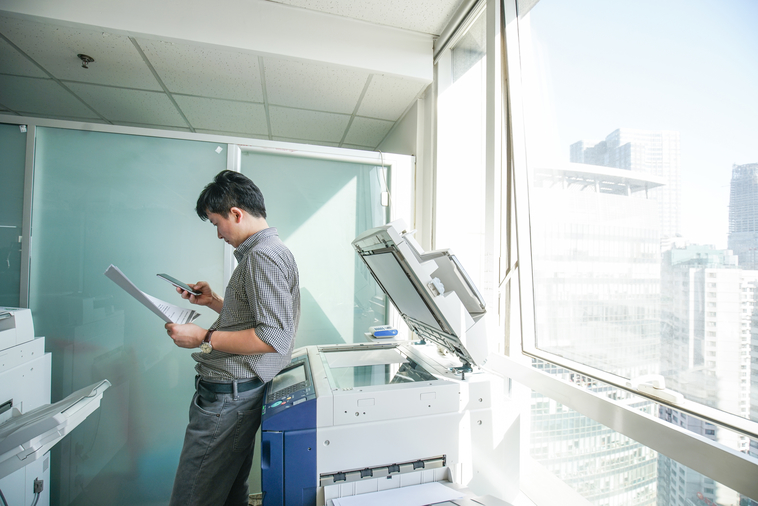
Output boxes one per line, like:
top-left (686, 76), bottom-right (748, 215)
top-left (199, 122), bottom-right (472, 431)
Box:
top-left (517, 0), bottom-right (758, 422)
top-left (528, 361), bottom-right (758, 505)
top-left (241, 151), bottom-right (389, 347)
top-left (326, 360), bottom-right (436, 389)
top-left (436, 9), bottom-right (488, 294)
top-left (30, 127), bottom-right (226, 505)
top-left (0, 123), bottom-right (27, 307)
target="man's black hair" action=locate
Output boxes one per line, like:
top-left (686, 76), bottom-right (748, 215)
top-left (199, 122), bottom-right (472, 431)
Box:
top-left (196, 170), bottom-right (267, 220)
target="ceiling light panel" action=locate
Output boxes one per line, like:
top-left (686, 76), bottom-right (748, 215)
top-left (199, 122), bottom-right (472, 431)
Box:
top-left (264, 58), bottom-right (369, 114)
top-left (0, 75), bottom-right (100, 119)
top-left (174, 95), bottom-right (269, 136)
top-left (358, 74), bottom-right (428, 121)
top-left (0, 16), bottom-right (162, 90)
top-left (137, 39), bottom-right (265, 102)
top-left (269, 106), bottom-right (350, 143)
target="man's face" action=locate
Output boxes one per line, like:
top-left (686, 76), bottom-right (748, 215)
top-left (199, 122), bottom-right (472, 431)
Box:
top-left (207, 211), bottom-right (241, 248)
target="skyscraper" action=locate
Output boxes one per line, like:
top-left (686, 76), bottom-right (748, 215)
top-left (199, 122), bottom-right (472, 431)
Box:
top-left (571, 128), bottom-right (681, 240)
top-left (659, 244), bottom-right (755, 506)
top-left (528, 164), bottom-right (662, 505)
top-left (728, 163), bottom-right (758, 270)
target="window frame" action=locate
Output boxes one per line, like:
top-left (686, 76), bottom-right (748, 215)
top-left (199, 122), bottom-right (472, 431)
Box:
top-left (494, 0), bottom-right (758, 500)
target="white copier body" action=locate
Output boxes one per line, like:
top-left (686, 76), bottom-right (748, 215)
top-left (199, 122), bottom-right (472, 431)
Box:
top-left (260, 221), bottom-right (520, 505)
top-left (0, 308), bottom-right (110, 505)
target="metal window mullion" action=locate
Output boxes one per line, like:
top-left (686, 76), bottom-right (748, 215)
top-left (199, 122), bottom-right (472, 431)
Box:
top-left (502, 0), bottom-right (538, 355)
top-left (485, 0), bottom-right (503, 314)
top-left (19, 123), bottom-right (36, 309)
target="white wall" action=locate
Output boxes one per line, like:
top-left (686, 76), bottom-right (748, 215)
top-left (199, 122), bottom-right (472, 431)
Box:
top-left (378, 90), bottom-right (435, 251)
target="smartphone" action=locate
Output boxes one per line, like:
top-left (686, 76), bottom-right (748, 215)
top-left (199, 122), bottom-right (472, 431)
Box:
top-left (157, 273), bottom-right (201, 296)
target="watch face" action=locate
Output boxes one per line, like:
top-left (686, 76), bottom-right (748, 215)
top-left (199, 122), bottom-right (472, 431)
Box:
top-left (201, 342), bottom-right (212, 354)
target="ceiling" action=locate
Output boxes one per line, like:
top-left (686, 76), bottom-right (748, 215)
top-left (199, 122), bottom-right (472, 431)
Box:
top-left (0, 0), bottom-right (465, 151)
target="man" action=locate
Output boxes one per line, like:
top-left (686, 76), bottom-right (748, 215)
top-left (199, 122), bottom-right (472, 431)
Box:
top-left (165, 169), bottom-right (300, 506)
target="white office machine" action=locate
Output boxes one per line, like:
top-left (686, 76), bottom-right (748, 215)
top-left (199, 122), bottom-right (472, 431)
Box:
top-left (261, 221), bottom-right (519, 506)
top-left (0, 308), bottom-right (109, 506)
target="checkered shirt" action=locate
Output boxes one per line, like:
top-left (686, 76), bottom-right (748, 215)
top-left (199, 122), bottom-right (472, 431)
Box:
top-left (193, 227), bottom-right (300, 383)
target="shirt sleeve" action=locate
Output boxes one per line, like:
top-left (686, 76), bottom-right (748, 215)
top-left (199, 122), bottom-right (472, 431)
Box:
top-left (243, 249), bottom-right (296, 355)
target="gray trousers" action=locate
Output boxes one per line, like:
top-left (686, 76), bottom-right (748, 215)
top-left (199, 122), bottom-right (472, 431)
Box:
top-left (169, 381), bottom-right (266, 506)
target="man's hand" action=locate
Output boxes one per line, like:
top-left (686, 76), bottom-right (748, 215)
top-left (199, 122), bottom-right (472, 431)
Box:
top-left (176, 281), bottom-right (223, 313)
top-left (165, 322), bottom-right (205, 349)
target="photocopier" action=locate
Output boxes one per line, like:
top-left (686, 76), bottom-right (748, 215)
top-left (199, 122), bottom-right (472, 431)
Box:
top-left (0, 307), bottom-right (109, 506)
top-left (260, 220), bottom-right (520, 506)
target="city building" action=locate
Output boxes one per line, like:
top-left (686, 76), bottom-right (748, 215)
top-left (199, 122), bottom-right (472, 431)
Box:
top-left (571, 129), bottom-right (681, 240)
top-left (659, 244), bottom-right (755, 506)
top-left (528, 164), bottom-right (663, 505)
top-left (728, 163), bottom-right (758, 270)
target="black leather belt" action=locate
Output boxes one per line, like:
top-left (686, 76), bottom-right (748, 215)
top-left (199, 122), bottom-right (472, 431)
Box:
top-left (196, 376), bottom-right (263, 395)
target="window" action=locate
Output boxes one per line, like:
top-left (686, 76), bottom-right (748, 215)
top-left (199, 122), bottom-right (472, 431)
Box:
top-left (503, 0), bottom-right (758, 502)
top-left (509, 0), bottom-right (758, 424)
top-left (435, 4), bottom-right (489, 297)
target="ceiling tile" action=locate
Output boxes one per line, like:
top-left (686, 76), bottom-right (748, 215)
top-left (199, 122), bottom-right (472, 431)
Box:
top-left (66, 82), bottom-right (186, 126)
top-left (0, 15), bottom-right (161, 90)
top-left (268, 0), bottom-right (462, 35)
top-left (264, 58), bottom-right (369, 114)
top-left (0, 35), bottom-right (47, 78)
top-left (358, 74), bottom-right (427, 121)
top-left (0, 75), bottom-right (100, 118)
top-left (269, 106), bottom-right (350, 143)
top-left (137, 39), bottom-right (264, 102)
top-left (343, 116), bottom-right (394, 148)
top-left (174, 95), bottom-right (269, 136)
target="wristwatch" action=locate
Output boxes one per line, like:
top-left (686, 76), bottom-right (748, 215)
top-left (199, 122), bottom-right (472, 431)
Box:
top-left (201, 330), bottom-right (214, 354)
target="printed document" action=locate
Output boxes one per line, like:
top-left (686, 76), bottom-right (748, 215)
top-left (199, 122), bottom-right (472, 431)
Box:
top-left (104, 264), bottom-right (200, 324)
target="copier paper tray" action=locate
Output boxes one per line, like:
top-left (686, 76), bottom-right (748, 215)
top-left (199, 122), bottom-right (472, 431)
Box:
top-left (0, 380), bottom-right (111, 479)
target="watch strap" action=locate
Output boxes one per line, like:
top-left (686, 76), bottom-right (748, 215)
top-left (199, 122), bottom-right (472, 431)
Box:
top-left (203, 329), bottom-right (214, 345)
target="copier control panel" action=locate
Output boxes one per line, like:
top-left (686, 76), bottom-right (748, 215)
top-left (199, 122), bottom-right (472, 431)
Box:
top-left (263, 352), bottom-right (315, 418)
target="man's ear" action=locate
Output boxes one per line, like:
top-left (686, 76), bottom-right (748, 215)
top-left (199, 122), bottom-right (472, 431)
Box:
top-left (230, 207), bottom-right (244, 223)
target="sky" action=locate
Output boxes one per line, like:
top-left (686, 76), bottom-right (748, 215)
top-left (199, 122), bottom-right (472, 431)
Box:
top-left (523, 0), bottom-right (758, 248)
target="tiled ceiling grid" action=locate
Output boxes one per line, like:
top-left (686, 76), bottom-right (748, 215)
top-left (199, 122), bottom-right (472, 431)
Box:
top-left (268, 0), bottom-right (462, 35)
top-left (0, 13), bottom-right (432, 150)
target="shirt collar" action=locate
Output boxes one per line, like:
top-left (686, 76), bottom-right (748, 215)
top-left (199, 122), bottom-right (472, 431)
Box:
top-left (234, 227), bottom-right (278, 261)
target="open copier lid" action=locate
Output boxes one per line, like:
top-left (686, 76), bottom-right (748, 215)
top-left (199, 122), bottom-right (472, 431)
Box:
top-left (352, 220), bottom-right (488, 371)
top-left (0, 379), bottom-right (111, 479)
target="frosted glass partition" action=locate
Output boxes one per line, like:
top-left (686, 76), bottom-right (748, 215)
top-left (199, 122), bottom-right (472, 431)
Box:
top-left (0, 123), bottom-right (27, 307)
top-left (241, 151), bottom-right (389, 346)
top-left (30, 127), bottom-right (227, 506)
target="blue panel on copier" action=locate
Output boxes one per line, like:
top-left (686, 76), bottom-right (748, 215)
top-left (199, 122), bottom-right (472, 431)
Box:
top-left (261, 353), bottom-right (317, 506)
